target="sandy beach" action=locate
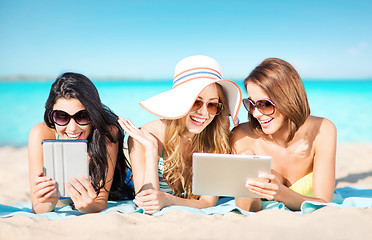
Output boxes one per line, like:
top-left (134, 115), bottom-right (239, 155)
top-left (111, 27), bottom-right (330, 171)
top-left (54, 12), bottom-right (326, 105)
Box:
top-left (1, 143), bottom-right (372, 240)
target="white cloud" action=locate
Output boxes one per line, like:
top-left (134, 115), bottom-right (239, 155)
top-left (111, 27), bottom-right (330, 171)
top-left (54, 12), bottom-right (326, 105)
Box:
top-left (359, 41), bottom-right (369, 49)
top-left (347, 42), bottom-right (369, 57)
top-left (347, 47), bottom-right (361, 56)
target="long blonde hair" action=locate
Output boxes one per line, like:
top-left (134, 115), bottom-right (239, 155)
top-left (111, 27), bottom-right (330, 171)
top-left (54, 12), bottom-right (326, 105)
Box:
top-left (163, 84), bottom-right (231, 199)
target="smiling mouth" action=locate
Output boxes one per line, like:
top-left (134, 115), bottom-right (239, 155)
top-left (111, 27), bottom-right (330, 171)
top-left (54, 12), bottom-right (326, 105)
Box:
top-left (190, 116), bottom-right (207, 126)
top-left (259, 118), bottom-right (273, 127)
top-left (65, 132), bottom-right (82, 139)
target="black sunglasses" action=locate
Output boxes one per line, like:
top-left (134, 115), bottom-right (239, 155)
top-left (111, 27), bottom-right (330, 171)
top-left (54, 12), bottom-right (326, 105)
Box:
top-left (191, 100), bottom-right (223, 115)
top-left (242, 98), bottom-right (275, 116)
top-left (51, 110), bottom-right (91, 126)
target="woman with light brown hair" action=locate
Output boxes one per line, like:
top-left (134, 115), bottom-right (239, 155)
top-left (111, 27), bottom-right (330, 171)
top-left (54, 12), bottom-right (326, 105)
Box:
top-left (118, 55), bottom-right (242, 214)
top-left (230, 58), bottom-right (337, 211)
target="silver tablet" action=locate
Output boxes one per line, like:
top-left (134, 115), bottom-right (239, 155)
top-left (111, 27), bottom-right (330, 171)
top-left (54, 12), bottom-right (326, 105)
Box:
top-left (192, 153), bottom-right (272, 198)
top-left (42, 139), bottom-right (89, 197)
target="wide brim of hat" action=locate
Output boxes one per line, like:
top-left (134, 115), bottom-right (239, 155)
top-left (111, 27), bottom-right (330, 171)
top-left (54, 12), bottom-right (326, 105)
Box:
top-left (139, 78), bottom-right (242, 126)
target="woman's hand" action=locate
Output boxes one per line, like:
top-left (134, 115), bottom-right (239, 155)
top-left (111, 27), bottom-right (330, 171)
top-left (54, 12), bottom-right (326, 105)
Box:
top-left (245, 172), bottom-right (284, 201)
top-left (32, 172), bottom-right (59, 207)
top-left (118, 117), bottom-right (158, 155)
top-left (65, 176), bottom-right (98, 213)
top-left (133, 189), bottom-right (171, 215)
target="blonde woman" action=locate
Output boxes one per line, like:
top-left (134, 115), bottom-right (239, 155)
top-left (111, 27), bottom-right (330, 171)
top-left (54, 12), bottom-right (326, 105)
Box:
top-left (118, 55), bottom-right (242, 214)
top-left (230, 58), bottom-right (336, 211)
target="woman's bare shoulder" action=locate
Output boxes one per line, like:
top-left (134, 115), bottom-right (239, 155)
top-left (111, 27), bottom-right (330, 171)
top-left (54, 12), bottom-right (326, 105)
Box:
top-left (306, 116), bottom-right (336, 133)
top-left (303, 116), bottom-right (337, 142)
top-left (141, 119), bottom-right (165, 133)
top-left (29, 122), bottom-right (55, 141)
top-left (230, 122), bottom-right (257, 141)
top-left (229, 122), bottom-right (259, 154)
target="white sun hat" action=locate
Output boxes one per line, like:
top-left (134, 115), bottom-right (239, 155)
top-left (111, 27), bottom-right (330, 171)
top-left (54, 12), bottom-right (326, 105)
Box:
top-left (139, 55), bottom-right (242, 126)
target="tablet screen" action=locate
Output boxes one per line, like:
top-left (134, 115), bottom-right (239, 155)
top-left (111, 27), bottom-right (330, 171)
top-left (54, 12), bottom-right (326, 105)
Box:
top-left (42, 139), bottom-right (89, 197)
top-left (192, 153), bottom-right (271, 198)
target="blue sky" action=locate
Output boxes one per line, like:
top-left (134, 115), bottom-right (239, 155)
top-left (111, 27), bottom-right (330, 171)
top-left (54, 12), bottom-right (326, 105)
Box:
top-left (1, 0), bottom-right (371, 80)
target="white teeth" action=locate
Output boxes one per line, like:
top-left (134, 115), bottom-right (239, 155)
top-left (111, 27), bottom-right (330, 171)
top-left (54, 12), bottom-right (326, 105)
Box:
top-left (260, 119), bottom-right (272, 124)
top-left (190, 116), bottom-right (206, 123)
top-left (66, 133), bottom-right (81, 138)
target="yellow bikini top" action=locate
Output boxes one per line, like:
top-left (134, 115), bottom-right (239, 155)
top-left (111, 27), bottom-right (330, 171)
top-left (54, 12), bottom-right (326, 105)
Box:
top-left (289, 172), bottom-right (313, 197)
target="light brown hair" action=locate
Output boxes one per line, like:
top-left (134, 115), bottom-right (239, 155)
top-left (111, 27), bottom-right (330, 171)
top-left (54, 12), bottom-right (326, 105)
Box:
top-left (244, 58), bottom-right (310, 142)
top-left (163, 83), bottom-right (231, 199)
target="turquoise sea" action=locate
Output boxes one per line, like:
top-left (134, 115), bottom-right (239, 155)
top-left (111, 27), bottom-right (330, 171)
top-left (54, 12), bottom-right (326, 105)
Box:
top-left (0, 79), bottom-right (371, 146)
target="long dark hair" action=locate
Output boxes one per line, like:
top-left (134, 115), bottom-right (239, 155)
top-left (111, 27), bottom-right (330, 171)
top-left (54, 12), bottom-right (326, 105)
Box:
top-left (44, 72), bottom-right (134, 200)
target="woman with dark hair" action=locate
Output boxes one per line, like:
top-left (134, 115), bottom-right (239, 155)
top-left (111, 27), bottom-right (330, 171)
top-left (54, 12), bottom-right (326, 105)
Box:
top-left (28, 72), bottom-right (134, 214)
top-left (230, 58), bottom-right (336, 211)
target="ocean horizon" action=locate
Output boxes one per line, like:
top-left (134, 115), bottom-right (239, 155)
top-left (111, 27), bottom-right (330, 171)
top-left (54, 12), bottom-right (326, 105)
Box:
top-left (0, 79), bottom-right (371, 146)
top-left (1, 75), bottom-right (372, 82)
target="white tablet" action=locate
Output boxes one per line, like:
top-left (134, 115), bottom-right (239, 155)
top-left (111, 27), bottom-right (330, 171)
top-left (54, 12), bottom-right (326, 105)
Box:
top-left (42, 139), bottom-right (89, 197)
top-left (192, 153), bottom-right (272, 198)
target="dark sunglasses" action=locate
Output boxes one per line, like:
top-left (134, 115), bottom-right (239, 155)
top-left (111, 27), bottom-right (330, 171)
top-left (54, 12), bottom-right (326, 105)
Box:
top-left (242, 98), bottom-right (275, 116)
top-left (191, 100), bottom-right (223, 115)
top-left (51, 110), bottom-right (91, 126)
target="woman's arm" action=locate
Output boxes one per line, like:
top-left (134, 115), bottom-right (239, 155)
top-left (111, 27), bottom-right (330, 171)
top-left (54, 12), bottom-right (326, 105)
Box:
top-left (28, 123), bottom-right (59, 213)
top-left (229, 125), bottom-right (262, 212)
top-left (133, 189), bottom-right (218, 214)
top-left (118, 117), bottom-right (160, 193)
top-left (66, 127), bottom-right (120, 213)
top-left (312, 118), bottom-right (337, 201)
top-left (278, 118), bottom-right (336, 209)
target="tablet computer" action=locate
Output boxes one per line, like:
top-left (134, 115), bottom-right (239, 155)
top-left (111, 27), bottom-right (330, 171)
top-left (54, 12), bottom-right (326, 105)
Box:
top-left (42, 139), bottom-right (89, 197)
top-left (192, 153), bottom-right (272, 198)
